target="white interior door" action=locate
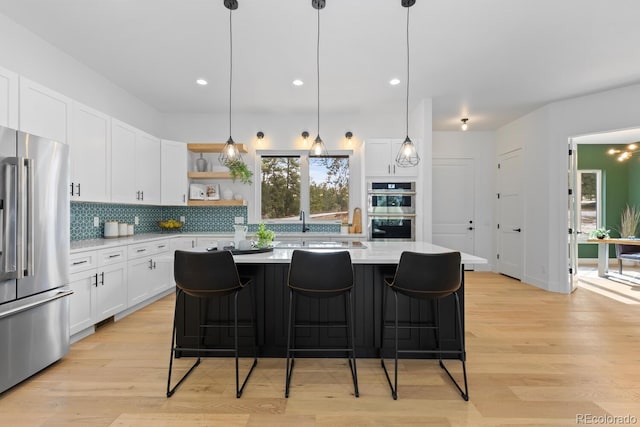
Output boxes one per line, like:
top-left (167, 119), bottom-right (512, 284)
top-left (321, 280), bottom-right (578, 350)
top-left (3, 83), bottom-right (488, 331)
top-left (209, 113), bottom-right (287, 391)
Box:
top-left (432, 158), bottom-right (475, 263)
top-left (497, 149), bottom-right (523, 280)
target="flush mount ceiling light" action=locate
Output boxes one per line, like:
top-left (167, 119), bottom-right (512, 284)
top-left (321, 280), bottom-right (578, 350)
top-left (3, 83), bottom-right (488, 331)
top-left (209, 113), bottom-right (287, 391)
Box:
top-left (293, 79), bottom-right (304, 86)
top-left (395, 0), bottom-right (419, 168)
top-left (219, 0), bottom-right (242, 165)
top-left (196, 78), bottom-right (208, 86)
top-left (608, 143), bottom-right (640, 161)
top-left (389, 78), bottom-right (401, 86)
top-left (309, 0), bottom-right (328, 157)
top-left (461, 118), bottom-right (469, 131)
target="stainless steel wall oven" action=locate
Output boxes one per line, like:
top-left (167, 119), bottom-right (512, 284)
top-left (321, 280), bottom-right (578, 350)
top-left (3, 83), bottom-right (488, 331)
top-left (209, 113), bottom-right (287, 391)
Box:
top-left (367, 181), bottom-right (416, 241)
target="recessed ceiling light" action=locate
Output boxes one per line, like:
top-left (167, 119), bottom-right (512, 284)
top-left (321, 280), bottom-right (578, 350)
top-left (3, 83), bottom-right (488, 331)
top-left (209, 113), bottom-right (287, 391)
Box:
top-left (196, 78), bottom-right (208, 86)
top-left (389, 78), bottom-right (401, 86)
top-left (292, 79), bottom-right (304, 86)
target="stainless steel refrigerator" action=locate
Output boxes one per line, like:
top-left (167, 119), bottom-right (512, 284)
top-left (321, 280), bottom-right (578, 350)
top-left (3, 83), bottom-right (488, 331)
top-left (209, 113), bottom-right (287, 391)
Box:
top-left (0, 125), bottom-right (72, 393)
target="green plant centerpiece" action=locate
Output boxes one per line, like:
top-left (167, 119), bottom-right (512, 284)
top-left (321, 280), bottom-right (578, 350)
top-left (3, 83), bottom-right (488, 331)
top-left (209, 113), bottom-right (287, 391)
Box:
top-left (255, 223), bottom-right (275, 248)
top-left (618, 204), bottom-right (640, 238)
top-left (224, 158), bottom-right (253, 184)
top-left (589, 228), bottom-right (610, 239)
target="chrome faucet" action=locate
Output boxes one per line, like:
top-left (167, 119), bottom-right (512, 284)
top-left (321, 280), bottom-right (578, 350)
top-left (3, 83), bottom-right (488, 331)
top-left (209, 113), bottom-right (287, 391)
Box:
top-left (300, 210), bottom-right (310, 233)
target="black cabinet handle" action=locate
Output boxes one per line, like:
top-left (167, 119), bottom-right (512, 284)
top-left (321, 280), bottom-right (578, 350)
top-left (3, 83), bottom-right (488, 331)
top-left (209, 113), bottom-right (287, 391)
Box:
top-left (93, 273), bottom-right (98, 287)
top-left (513, 228), bottom-right (522, 232)
top-left (100, 271), bottom-right (105, 285)
top-left (70, 182), bottom-right (74, 196)
top-left (468, 227), bottom-right (474, 230)
top-left (76, 183), bottom-right (81, 197)
top-left (72, 260), bottom-right (88, 265)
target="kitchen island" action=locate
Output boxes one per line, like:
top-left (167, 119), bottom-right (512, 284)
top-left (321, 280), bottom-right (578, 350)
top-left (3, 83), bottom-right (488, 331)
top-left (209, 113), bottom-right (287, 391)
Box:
top-left (175, 241), bottom-right (486, 358)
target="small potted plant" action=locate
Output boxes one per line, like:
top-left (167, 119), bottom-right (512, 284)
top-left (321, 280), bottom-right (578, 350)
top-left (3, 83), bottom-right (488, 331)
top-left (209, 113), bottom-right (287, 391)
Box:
top-left (224, 158), bottom-right (253, 184)
top-left (255, 223), bottom-right (275, 248)
top-left (589, 228), bottom-right (610, 239)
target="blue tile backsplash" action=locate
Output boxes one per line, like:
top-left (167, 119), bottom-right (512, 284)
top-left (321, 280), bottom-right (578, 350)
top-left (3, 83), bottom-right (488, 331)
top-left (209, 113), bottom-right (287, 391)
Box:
top-left (70, 202), bottom-right (340, 241)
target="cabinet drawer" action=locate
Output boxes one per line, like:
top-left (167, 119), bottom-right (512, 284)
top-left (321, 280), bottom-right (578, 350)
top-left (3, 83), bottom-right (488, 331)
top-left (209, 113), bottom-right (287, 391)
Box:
top-left (69, 250), bottom-right (98, 274)
top-left (127, 243), bottom-right (156, 260)
top-left (154, 241), bottom-right (171, 253)
top-left (196, 237), bottom-right (219, 248)
top-left (98, 247), bottom-right (127, 267)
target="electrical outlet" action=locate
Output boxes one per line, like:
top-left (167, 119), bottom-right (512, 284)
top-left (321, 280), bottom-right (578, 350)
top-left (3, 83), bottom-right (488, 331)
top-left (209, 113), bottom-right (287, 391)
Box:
top-left (134, 216), bottom-right (139, 225)
top-left (180, 216), bottom-right (185, 223)
top-left (234, 216), bottom-right (244, 224)
top-left (93, 216), bottom-right (99, 227)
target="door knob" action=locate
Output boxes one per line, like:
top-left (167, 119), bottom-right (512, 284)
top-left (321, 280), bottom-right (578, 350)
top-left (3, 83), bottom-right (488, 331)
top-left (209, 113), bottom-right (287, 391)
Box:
top-left (512, 228), bottom-right (522, 232)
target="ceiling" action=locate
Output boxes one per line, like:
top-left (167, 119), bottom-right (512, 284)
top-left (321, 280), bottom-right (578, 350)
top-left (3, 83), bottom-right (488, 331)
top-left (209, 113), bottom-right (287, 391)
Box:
top-left (1, 0), bottom-right (640, 131)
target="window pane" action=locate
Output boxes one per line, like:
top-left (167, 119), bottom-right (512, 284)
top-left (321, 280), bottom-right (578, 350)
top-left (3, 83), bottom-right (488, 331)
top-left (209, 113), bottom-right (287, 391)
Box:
top-left (579, 171), bottom-right (598, 236)
top-left (261, 157), bottom-right (301, 220)
top-left (309, 156), bottom-right (349, 222)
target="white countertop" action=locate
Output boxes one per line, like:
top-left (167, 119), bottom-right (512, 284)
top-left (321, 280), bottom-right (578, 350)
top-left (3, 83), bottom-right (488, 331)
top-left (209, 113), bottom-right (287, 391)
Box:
top-left (227, 241), bottom-right (486, 265)
top-left (70, 234), bottom-right (486, 265)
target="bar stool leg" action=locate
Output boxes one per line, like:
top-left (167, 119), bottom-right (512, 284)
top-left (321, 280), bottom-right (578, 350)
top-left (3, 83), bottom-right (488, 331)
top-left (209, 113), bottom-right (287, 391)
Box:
top-left (167, 290), bottom-right (201, 398)
top-left (285, 289), bottom-right (295, 398)
top-left (437, 292), bottom-right (469, 401)
top-left (346, 290), bottom-right (359, 397)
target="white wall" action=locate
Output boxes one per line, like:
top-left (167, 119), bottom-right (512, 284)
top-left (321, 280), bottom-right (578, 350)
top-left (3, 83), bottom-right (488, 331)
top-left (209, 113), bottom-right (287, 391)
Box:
top-left (497, 83), bottom-right (640, 293)
top-left (0, 13), bottom-right (159, 135)
top-left (160, 105), bottom-right (434, 237)
top-left (433, 131), bottom-right (496, 271)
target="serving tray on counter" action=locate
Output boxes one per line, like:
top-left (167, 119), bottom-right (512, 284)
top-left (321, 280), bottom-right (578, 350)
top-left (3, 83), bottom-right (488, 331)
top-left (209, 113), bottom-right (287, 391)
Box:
top-left (206, 246), bottom-right (274, 255)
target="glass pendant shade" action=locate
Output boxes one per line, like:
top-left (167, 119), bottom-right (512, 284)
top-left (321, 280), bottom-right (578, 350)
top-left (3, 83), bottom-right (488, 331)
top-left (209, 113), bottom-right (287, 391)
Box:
top-left (395, 136), bottom-right (420, 167)
top-left (219, 136), bottom-right (242, 164)
top-left (309, 135), bottom-right (328, 157)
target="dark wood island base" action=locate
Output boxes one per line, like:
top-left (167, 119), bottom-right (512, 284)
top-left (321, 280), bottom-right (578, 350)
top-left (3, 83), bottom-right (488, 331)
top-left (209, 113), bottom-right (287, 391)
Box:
top-left (174, 262), bottom-right (465, 359)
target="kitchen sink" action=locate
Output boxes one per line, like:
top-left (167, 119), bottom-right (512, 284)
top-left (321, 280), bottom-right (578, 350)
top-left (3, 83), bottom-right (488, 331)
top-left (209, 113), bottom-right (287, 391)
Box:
top-left (274, 240), bottom-right (367, 249)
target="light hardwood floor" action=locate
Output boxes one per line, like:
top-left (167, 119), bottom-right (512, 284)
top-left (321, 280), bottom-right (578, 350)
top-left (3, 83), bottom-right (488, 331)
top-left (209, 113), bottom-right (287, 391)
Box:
top-left (1, 272), bottom-right (639, 426)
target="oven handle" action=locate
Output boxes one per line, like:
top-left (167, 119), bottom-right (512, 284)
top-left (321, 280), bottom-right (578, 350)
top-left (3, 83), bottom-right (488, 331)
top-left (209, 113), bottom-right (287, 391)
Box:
top-left (368, 213), bottom-right (416, 218)
top-left (367, 191), bottom-right (416, 196)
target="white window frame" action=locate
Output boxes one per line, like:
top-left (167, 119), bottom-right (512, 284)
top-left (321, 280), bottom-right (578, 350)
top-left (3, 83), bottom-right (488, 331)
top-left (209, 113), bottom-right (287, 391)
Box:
top-left (255, 149), bottom-right (353, 223)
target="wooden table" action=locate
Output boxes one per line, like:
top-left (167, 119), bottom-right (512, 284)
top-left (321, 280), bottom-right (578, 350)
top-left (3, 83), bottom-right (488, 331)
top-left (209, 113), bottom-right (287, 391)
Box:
top-left (587, 238), bottom-right (640, 277)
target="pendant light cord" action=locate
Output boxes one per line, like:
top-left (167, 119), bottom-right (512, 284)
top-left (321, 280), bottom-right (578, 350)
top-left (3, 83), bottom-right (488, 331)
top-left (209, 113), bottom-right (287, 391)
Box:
top-left (405, 5), bottom-right (410, 138)
top-left (316, 6), bottom-right (320, 137)
top-left (229, 7), bottom-right (233, 140)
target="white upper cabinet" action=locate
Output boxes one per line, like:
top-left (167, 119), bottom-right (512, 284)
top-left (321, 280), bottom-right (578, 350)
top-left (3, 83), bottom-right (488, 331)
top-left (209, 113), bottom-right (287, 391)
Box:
top-left (161, 139), bottom-right (188, 205)
top-left (135, 130), bottom-right (161, 204)
top-left (19, 77), bottom-right (71, 142)
top-left (0, 66), bottom-right (18, 129)
top-left (111, 119), bottom-right (160, 205)
top-left (365, 138), bottom-right (417, 177)
top-left (111, 119), bottom-right (138, 203)
top-left (70, 102), bottom-right (111, 202)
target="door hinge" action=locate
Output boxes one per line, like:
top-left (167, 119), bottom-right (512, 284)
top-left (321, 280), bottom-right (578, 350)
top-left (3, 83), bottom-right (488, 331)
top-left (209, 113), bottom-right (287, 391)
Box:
top-left (568, 148), bottom-right (573, 156)
top-left (568, 228), bottom-right (573, 234)
top-left (569, 267), bottom-right (573, 274)
top-left (497, 253), bottom-right (500, 260)
top-left (568, 188), bottom-right (573, 195)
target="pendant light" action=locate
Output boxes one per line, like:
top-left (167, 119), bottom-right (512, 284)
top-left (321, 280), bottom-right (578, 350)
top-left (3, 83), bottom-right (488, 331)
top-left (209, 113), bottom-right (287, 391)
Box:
top-left (309, 0), bottom-right (328, 157)
top-left (219, 0), bottom-right (242, 165)
top-left (395, 0), bottom-right (420, 168)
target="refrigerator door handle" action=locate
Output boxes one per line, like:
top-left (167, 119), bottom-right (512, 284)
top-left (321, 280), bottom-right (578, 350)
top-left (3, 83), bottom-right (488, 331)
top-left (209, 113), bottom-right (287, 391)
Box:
top-left (23, 158), bottom-right (35, 277)
top-left (0, 288), bottom-right (74, 320)
top-left (0, 158), bottom-right (19, 280)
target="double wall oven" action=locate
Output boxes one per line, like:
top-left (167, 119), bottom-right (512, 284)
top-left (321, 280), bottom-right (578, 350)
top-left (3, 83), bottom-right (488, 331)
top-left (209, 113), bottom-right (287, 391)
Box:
top-left (367, 181), bottom-right (416, 241)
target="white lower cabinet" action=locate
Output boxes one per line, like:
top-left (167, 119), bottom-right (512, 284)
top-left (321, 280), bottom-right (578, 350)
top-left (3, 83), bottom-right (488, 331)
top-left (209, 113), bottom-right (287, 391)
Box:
top-left (127, 240), bottom-right (172, 307)
top-left (68, 248), bottom-right (127, 336)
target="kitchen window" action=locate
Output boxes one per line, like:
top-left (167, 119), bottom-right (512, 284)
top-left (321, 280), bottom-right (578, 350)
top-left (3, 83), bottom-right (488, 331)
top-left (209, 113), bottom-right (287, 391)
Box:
top-left (260, 153), bottom-right (350, 222)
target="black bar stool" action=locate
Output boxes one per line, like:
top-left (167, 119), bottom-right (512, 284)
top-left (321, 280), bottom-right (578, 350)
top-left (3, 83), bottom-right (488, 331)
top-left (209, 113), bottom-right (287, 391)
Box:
top-left (167, 250), bottom-right (258, 398)
top-left (285, 250), bottom-right (359, 398)
top-left (380, 251), bottom-right (468, 401)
